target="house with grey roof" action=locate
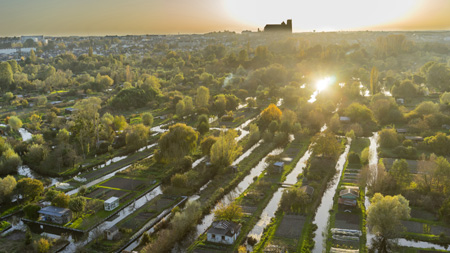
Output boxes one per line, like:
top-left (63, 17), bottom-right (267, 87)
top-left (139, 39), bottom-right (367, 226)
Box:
top-left (206, 220), bottom-right (241, 245)
top-left (38, 206), bottom-right (72, 224)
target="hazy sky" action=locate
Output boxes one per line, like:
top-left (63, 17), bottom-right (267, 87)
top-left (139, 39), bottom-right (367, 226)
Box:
top-left (1, 0), bottom-right (450, 36)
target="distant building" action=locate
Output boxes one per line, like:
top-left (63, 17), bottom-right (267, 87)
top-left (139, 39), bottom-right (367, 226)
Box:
top-left (21, 35), bottom-right (44, 43)
top-left (300, 185), bottom-right (315, 197)
top-left (271, 161), bottom-right (285, 173)
top-left (104, 225), bottom-right (120, 240)
top-left (206, 220), bottom-right (241, 245)
top-left (264, 20), bottom-right (292, 33)
top-left (38, 206), bottom-right (72, 224)
top-left (104, 197), bottom-right (119, 211)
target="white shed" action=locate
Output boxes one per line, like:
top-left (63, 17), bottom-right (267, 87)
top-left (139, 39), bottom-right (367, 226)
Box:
top-left (104, 197), bottom-right (119, 211)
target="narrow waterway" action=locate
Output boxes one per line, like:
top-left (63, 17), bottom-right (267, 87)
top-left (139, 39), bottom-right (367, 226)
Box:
top-left (61, 185), bottom-right (163, 252)
top-left (173, 147), bottom-right (285, 252)
top-left (364, 133), bottom-right (448, 251)
top-left (246, 147), bottom-right (313, 244)
top-left (245, 126), bottom-right (328, 245)
top-left (311, 138), bottom-right (352, 253)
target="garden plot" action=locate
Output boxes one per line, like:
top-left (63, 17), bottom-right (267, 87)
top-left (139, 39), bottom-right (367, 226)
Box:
top-left (100, 177), bottom-right (148, 191)
top-left (335, 211), bottom-right (360, 231)
top-left (382, 158), bottom-right (428, 174)
top-left (275, 215), bottom-right (306, 239)
top-left (85, 187), bottom-right (128, 200)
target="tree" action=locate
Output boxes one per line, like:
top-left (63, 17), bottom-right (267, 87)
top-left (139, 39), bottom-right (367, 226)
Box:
top-left (0, 148), bottom-right (22, 175)
top-left (23, 204), bottom-right (41, 220)
top-left (56, 128), bottom-right (70, 144)
top-left (344, 103), bottom-right (376, 124)
top-left (44, 189), bottom-right (60, 202)
top-left (8, 116), bottom-right (22, 131)
top-left (29, 49), bottom-right (37, 63)
top-left (25, 144), bottom-right (47, 167)
top-left (196, 114), bottom-right (210, 135)
top-left (378, 129), bottom-right (399, 148)
top-left (158, 123), bottom-right (198, 162)
top-left (440, 92), bottom-right (450, 105)
top-left (16, 178), bottom-right (44, 201)
top-left (389, 159), bottom-right (412, 189)
top-left (29, 114), bottom-right (42, 130)
top-left (280, 187), bottom-right (310, 214)
top-left (210, 129), bottom-right (242, 168)
top-left (424, 132), bottom-right (450, 156)
top-left (370, 66), bottom-right (379, 95)
top-left (0, 62), bottom-right (14, 90)
top-left (37, 96), bottom-right (47, 106)
top-left (73, 97), bottom-right (102, 157)
top-left (176, 100), bottom-right (185, 116)
top-left (426, 62), bottom-right (450, 91)
top-left (391, 80), bottom-right (418, 98)
top-left (184, 96), bottom-right (194, 116)
top-left (200, 135), bottom-right (217, 156)
top-left (260, 104), bottom-right (282, 129)
top-left (171, 173), bottom-right (188, 188)
top-left (88, 46), bottom-right (93, 57)
top-left (213, 95), bottom-right (227, 116)
top-left (311, 131), bottom-right (342, 158)
top-left (142, 112), bottom-right (154, 127)
top-left (214, 202), bottom-right (243, 221)
top-left (126, 124), bottom-right (149, 152)
top-left (367, 193), bottom-right (410, 252)
top-left (52, 192), bottom-right (70, 208)
top-left (35, 238), bottom-right (50, 253)
top-left (0, 175), bottom-right (16, 203)
top-left (69, 196), bottom-right (86, 217)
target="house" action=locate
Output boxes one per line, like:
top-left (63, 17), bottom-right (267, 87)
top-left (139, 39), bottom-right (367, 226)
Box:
top-left (405, 136), bottom-right (424, 142)
top-left (272, 162), bottom-right (285, 173)
top-left (38, 206), bottom-right (72, 224)
top-left (339, 116), bottom-right (351, 123)
top-left (338, 188), bottom-right (359, 207)
top-left (65, 107), bottom-right (78, 114)
top-left (300, 185), bottom-right (315, 197)
top-left (396, 128), bottom-right (408, 133)
top-left (104, 225), bottom-right (120, 240)
top-left (104, 197), bottom-right (119, 211)
top-left (206, 220), bottom-right (241, 245)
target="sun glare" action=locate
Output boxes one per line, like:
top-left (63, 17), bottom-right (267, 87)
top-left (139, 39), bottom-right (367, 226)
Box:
top-left (316, 77), bottom-right (333, 92)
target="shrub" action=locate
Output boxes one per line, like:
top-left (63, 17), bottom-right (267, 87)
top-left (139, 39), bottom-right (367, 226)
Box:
top-left (24, 204), bottom-right (41, 220)
top-left (348, 152), bottom-right (361, 164)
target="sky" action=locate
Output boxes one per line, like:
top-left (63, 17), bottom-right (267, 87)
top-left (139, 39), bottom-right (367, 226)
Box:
top-left (1, 0), bottom-right (450, 36)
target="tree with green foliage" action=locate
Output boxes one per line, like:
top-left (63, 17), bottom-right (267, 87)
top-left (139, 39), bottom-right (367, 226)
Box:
top-left (0, 62), bottom-right (14, 90)
top-left (35, 238), bottom-right (50, 253)
top-left (210, 129), bottom-right (242, 168)
top-left (8, 116), bottom-right (22, 131)
top-left (440, 92), bottom-right (450, 105)
top-left (200, 135), bottom-right (217, 156)
top-left (213, 202), bottom-right (243, 221)
top-left (367, 193), bottom-right (410, 252)
top-left (29, 49), bottom-right (37, 62)
top-left (158, 123), bottom-right (198, 162)
top-left (389, 159), bottom-right (412, 189)
top-left (391, 80), bottom-right (418, 98)
top-left (424, 132), bottom-right (450, 156)
top-left (196, 114), bottom-right (209, 135)
top-left (68, 196), bottom-right (86, 217)
top-left (370, 66), bottom-right (379, 95)
top-left (176, 99), bottom-right (185, 116)
top-left (0, 146), bottom-right (22, 175)
top-left (52, 192), bottom-right (70, 208)
top-left (126, 124), bottom-right (149, 152)
top-left (378, 128), bottom-right (399, 148)
top-left (16, 178), bottom-right (44, 202)
top-left (426, 62), bottom-right (450, 91)
top-left (0, 175), bottom-right (16, 204)
top-left (73, 97), bottom-right (102, 157)
top-left (280, 187), bottom-right (310, 214)
top-left (311, 130), bottom-right (342, 158)
top-left (141, 112), bottom-right (154, 127)
top-left (23, 204), bottom-right (41, 220)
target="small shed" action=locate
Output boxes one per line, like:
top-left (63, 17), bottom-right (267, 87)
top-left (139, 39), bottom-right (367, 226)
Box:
top-left (396, 128), bottom-right (408, 134)
top-left (104, 197), bottom-right (119, 211)
top-left (338, 188), bottom-right (359, 207)
top-left (104, 225), bottom-right (120, 240)
top-left (206, 220), bottom-right (241, 245)
top-left (396, 98), bottom-right (404, 104)
top-left (272, 162), bottom-right (285, 173)
top-left (339, 116), bottom-right (351, 123)
top-left (38, 206), bottom-right (72, 224)
top-left (405, 136), bottom-right (424, 142)
top-left (65, 107), bottom-right (78, 114)
top-left (300, 185), bottom-right (315, 197)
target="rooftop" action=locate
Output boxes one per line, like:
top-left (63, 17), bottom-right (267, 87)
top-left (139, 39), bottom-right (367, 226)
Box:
top-left (208, 220), bottom-right (241, 237)
top-left (38, 206), bottom-right (71, 217)
top-left (105, 196), bottom-right (119, 204)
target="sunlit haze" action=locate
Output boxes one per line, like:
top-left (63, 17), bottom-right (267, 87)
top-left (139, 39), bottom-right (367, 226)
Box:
top-left (1, 0), bottom-right (450, 36)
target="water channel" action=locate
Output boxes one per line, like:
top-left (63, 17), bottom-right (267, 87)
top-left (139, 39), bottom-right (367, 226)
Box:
top-left (311, 138), bottom-right (352, 253)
